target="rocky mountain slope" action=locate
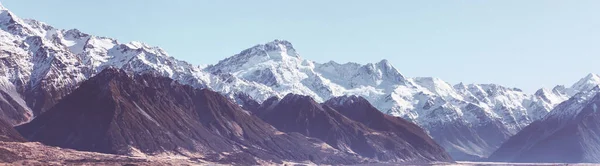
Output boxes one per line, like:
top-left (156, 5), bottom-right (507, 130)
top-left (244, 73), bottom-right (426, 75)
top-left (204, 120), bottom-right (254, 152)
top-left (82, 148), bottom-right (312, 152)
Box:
top-left (17, 68), bottom-right (368, 165)
top-left (253, 94), bottom-right (452, 163)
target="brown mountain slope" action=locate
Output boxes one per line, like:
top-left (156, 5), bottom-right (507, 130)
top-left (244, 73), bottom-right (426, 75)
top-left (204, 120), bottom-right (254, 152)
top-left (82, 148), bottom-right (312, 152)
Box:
top-left (17, 68), bottom-right (361, 165)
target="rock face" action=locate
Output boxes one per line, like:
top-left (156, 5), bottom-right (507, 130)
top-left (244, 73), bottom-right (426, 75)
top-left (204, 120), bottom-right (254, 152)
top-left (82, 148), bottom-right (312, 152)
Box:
top-left (488, 87), bottom-right (600, 163)
top-left (16, 68), bottom-right (362, 165)
top-left (253, 94), bottom-right (453, 163)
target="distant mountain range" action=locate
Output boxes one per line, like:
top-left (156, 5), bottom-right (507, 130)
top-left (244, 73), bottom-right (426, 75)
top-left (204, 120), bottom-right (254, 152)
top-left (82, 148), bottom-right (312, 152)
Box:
top-left (1, 2), bottom-right (600, 164)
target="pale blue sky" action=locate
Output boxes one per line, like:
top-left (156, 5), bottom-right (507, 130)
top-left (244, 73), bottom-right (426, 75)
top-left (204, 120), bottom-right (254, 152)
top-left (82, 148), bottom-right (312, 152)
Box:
top-left (2, 0), bottom-right (599, 92)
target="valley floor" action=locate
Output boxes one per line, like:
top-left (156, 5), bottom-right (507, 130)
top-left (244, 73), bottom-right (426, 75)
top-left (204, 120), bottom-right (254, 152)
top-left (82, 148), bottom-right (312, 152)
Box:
top-left (0, 141), bottom-right (211, 165)
top-left (1, 141), bottom-right (597, 166)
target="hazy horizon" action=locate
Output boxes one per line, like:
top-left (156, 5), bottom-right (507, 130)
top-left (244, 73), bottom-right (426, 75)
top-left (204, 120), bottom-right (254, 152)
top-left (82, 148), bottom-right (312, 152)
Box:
top-left (3, 0), bottom-right (599, 92)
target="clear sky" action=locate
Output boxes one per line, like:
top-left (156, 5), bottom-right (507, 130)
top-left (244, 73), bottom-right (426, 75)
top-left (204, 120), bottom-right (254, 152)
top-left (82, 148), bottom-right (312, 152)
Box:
top-left (2, 0), bottom-right (599, 92)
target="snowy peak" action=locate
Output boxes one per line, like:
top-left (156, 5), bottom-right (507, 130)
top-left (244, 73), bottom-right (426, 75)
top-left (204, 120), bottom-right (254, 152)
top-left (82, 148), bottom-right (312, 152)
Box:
top-left (63, 29), bottom-right (89, 40)
top-left (551, 85), bottom-right (568, 94)
top-left (239, 39), bottom-right (299, 60)
top-left (207, 39), bottom-right (303, 74)
top-left (351, 59), bottom-right (407, 86)
top-left (413, 78), bottom-right (455, 93)
top-left (374, 59), bottom-right (392, 69)
top-left (0, 9), bottom-right (21, 27)
top-left (572, 73), bottom-right (600, 92)
top-left (534, 88), bottom-right (567, 105)
top-left (534, 88), bottom-right (552, 98)
top-left (0, 2), bottom-right (6, 11)
top-left (263, 39), bottom-right (297, 57)
top-left (123, 41), bottom-right (151, 50)
top-left (0, 8), bottom-right (39, 37)
top-left (374, 59), bottom-right (406, 80)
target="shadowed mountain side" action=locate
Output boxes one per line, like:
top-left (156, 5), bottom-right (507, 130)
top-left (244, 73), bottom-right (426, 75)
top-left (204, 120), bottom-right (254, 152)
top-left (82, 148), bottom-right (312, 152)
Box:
top-left (16, 68), bottom-right (363, 165)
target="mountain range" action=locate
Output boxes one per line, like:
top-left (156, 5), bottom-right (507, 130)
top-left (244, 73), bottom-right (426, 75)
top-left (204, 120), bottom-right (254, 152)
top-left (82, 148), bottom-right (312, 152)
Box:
top-left (1, 1), bottom-right (600, 164)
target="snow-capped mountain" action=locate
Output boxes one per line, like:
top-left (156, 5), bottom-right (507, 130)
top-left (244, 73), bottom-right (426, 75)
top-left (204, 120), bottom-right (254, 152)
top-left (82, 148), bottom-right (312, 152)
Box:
top-left (0, 6), bottom-right (88, 115)
top-left (0, 3), bottom-right (590, 161)
top-left (204, 39), bottom-right (576, 159)
top-left (0, 3), bottom-right (270, 117)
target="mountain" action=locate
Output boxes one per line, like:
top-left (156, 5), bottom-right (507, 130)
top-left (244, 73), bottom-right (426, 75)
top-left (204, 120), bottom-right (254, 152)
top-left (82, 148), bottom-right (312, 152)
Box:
top-left (487, 75), bottom-right (600, 163)
top-left (17, 68), bottom-right (364, 165)
top-left (253, 94), bottom-right (452, 163)
top-left (0, 2), bottom-right (583, 161)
